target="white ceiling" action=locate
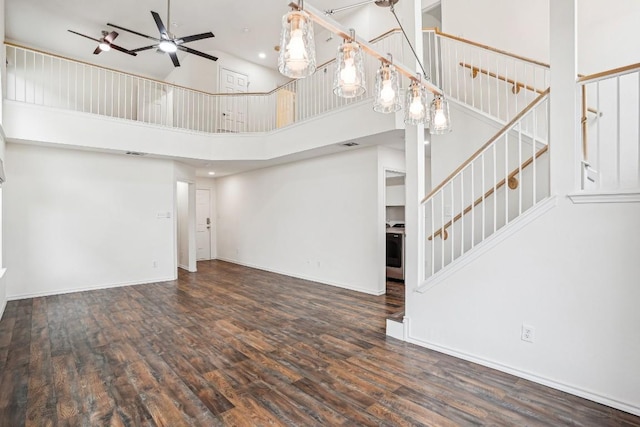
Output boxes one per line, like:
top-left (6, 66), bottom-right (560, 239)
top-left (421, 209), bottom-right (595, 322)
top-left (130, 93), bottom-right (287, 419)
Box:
top-left (5, 0), bottom-right (347, 80)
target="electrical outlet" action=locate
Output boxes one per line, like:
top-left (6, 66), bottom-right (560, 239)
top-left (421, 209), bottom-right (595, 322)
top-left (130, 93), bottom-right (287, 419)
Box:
top-left (521, 324), bottom-right (535, 343)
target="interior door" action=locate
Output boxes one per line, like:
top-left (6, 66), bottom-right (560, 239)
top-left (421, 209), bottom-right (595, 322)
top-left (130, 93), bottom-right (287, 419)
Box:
top-left (220, 68), bottom-right (248, 132)
top-left (196, 189), bottom-right (211, 261)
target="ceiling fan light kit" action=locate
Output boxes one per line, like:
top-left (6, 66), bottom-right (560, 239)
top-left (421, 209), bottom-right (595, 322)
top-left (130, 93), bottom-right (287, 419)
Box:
top-left (67, 29), bottom-right (136, 56)
top-left (105, 0), bottom-right (218, 68)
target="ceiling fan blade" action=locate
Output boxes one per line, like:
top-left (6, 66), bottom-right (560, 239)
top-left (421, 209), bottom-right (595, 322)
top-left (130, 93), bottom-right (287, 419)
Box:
top-left (107, 23), bottom-right (159, 42)
top-left (93, 46), bottom-right (102, 55)
top-left (151, 11), bottom-right (169, 39)
top-left (110, 44), bottom-right (138, 56)
top-left (105, 31), bottom-right (118, 43)
top-left (130, 45), bottom-right (157, 53)
top-left (177, 32), bottom-right (214, 44)
top-left (68, 30), bottom-right (100, 43)
top-left (168, 51), bottom-right (180, 67)
top-left (177, 45), bottom-right (218, 62)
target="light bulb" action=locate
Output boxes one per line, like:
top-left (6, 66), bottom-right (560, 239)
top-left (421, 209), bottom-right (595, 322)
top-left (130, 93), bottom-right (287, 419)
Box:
top-left (159, 40), bottom-right (177, 53)
top-left (340, 57), bottom-right (357, 89)
top-left (379, 79), bottom-right (395, 106)
top-left (409, 95), bottom-right (425, 118)
top-left (433, 108), bottom-right (447, 127)
top-left (285, 29), bottom-right (309, 71)
top-left (99, 42), bottom-right (111, 52)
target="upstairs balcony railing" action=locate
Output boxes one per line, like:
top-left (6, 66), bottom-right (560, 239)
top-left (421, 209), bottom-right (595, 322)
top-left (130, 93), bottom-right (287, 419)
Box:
top-left (4, 31), bottom-right (404, 135)
top-left (5, 29), bottom-right (548, 138)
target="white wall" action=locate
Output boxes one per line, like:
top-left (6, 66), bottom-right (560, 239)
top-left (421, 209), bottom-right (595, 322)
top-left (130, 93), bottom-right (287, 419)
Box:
top-left (216, 146), bottom-right (385, 295)
top-left (407, 199), bottom-right (640, 415)
top-left (441, 0), bottom-right (640, 75)
top-left (165, 49), bottom-right (289, 94)
top-left (3, 143), bottom-right (177, 299)
top-left (431, 103), bottom-right (503, 185)
top-left (196, 177), bottom-right (218, 260)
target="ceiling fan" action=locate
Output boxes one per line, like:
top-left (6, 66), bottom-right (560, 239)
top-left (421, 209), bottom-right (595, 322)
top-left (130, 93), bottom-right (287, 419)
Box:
top-left (67, 30), bottom-right (136, 56)
top-left (107, 0), bottom-right (218, 67)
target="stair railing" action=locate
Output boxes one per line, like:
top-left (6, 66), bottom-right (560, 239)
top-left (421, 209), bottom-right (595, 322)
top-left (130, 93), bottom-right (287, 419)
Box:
top-left (425, 29), bottom-right (550, 124)
top-left (420, 89), bottom-right (550, 288)
top-left (578, 62), bottom-right (640, 191)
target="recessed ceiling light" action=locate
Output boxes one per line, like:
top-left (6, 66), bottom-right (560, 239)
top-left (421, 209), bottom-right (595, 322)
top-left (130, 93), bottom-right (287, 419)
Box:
top-left (242, 27), bottom-right (250, 33)
top-left (258, 52), bottom-right (266, 59)
top-left (208, 171), bottom-right (216, 176)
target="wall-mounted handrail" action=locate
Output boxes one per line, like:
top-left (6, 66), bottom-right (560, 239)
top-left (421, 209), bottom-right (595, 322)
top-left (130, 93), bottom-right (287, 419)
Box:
top-left (428, 145), bottom-right (548, 241)
top-left (459, 62), bottom-right (544, 95)
top-left (421, 88), bottom-right (550, 204)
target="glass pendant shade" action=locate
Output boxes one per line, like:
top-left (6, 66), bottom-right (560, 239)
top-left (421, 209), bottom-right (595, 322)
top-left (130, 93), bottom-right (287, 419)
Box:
top-left (429, 95), bottom-right (452, 134)
top-left (404, 81), bottom-right (428, 125)
top-left (278, 10), bottom-right (316, 78)
top-left (333, 40), bottom-right (366, 98)
top-left (373, 62), bottom-right (401, 113)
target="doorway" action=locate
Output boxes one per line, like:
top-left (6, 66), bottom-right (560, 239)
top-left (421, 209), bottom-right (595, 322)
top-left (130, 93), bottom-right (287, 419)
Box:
top-left (219, 68), bottom-right (248, 132)
top-left (196, 189), bottom-right (212, 260)
top-left (383, 169), bottom-right (406, 317)
top-left (176, 181), bottom-right (197, 272)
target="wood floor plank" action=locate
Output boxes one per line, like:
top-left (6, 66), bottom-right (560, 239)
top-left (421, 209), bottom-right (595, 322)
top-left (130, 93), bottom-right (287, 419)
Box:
top-left (0, 260), bottom-right (637, 426)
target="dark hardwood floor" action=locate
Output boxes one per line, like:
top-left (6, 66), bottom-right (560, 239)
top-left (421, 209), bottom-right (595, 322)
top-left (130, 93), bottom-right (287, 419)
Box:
top-left (0, 260), bottom-right (638, 426)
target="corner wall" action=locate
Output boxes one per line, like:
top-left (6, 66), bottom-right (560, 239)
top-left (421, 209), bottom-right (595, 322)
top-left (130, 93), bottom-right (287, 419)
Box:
top-left (216, 146), bottom-right (387, 295)
top-left (3, 143), bottom-right (177, 299)
top-left (406, 198), bottom-right (640, 414)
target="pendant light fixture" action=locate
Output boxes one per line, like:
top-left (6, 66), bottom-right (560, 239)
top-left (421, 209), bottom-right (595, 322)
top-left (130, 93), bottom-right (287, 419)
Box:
top-left (430, 94), bottom-right (452, 133)
top-left (333, 29), bottom-right (366, 98)
top-left (373, 54), bottom-right (401, 113)
top-left (405, 74), bottom-right (428, 125)
top-left (276, 0), bottom-right (451, 132)
top-left (278, 0), bottom-right (317, 78)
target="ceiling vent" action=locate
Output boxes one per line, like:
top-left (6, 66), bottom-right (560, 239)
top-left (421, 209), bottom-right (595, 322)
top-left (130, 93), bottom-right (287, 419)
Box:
top-left (125, 151), bottom-right (147, 156)
top-left (341, 141), bottom-right (359, 147)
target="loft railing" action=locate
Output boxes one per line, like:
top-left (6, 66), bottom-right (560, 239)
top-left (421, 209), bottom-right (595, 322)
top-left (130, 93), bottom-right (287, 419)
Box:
top-left (578, 62), bottom-right (640, 191)
top-left (419, 89), bottom-right (550, 289)
top-left (4, 31), bottom-right (404, 135)
top-left (426, 30), bottom-right (550, 124)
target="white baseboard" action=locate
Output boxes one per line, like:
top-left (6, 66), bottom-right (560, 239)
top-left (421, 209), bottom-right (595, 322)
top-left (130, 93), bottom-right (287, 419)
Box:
top-left (417, 196), bottom-right (557, 293)
top-left (0, 299), bottom-right (6, 322)
top-left (7, 276), bottom-right (176, 301)
top-left (216, 257), bottom-right (385, 296)
top-left (405, 329), bottom-right (640, 417)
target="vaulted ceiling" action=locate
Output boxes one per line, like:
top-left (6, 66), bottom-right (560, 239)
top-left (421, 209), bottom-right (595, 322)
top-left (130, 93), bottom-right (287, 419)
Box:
top-left (5, 0), bottom-right (345, 81)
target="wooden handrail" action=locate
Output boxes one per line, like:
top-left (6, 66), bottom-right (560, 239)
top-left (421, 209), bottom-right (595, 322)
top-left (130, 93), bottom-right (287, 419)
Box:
top-left (460, 62), bottom-right (544, 95)
top-left (460, 62), bottom-right (599, 116)
top-left (432, 30), bottom-right (550, 69)
top-left (421, 88), bottom-right (551, 204)
top-left (577, 62), bottom-right (640, 84)
top-left (428, 145), bottom-right (549, 241)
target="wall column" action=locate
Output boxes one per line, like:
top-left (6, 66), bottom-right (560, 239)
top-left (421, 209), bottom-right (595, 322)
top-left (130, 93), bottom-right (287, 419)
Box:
top-left (549, 0), bottom-right (580, 197)
top-left (399, 0), bottom-right (425, 331)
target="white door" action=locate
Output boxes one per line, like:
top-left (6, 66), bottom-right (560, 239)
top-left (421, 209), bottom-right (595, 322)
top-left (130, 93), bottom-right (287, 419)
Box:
top-left (220, 68), bottom-right (248, 132)
top-left (196, 189), bottom-right (211, 260)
